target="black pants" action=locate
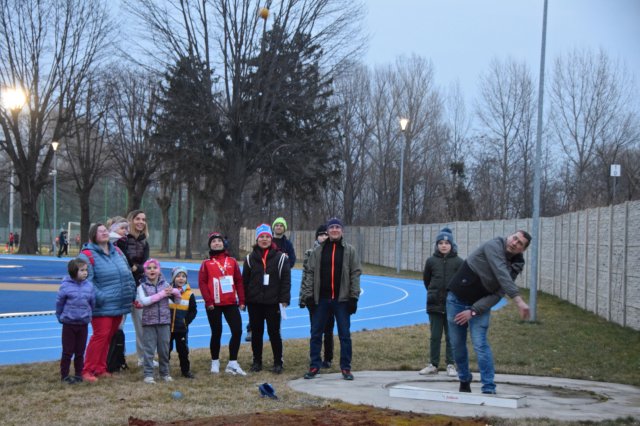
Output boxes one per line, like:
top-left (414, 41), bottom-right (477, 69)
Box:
top-left (247, 303), bottom-right (282, 366)
top-left (57, 244), bottom-right (68, 257)
top-left (206, 305), bottom-right (242, 361)
top-left (60, 323), bottom-right (88, 378)
top-left (169, 331), bottom-right (190, 374)
top-left (308, 305), bottom-right (334, 362)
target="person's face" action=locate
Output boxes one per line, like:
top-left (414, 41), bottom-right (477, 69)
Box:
top-left (257, 234), bottom-right (272, 249)
top-left (96, 225), bottom-right (110, 244)
top-left (133, 213), bottom-right (146, 233)
top-left (506, 232), bottom-right (529, 255)
top-left (174, 272), bottom-right (187, 287)
top-left (317, 233), bottom-right (328, 244)
top-left (116, 224), bottom-right (129, 237)
top-left (328, 224), bottom-right (343, 241)
top-left (77, 264), bottom-right (88, 281)
top-left (273, 223), bottom-right (285, 236)
top-left (210, 238), bottom-right (224, 250)
top-left (144, 263), bottom-right (160, 281)
top-left (437, 240), bottom-right (452, 255)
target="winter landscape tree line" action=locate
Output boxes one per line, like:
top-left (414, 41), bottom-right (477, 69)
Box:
top-left (0, 0), bottom-right (638, 256)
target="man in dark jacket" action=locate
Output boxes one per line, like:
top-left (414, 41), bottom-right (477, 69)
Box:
top-left (301, 218), bottom-right (361, 381)
top-left (447, 230), bottom-right (531, 394)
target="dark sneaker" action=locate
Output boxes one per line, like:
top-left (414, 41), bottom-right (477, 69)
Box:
top-left (182, 371), bottom-right (195, 379)
top-left (304, 367), bottom-right (320, 379)
top-left (341, 369), bottom-right (354, 380)
top-left (321, 360), bottom-right (332, 369)
top-left (73, 375), bottom-right (83, 383)
top-left (61, 376), bottom-right (76, 384)
top-left (249, 363), bottom-right (262, 373)
top-left (459, 381), bottom-right (471, 392)
top-left (271, 365), bottom-right (283, 374)
top-left (482, 390), bottom-right (496, 395)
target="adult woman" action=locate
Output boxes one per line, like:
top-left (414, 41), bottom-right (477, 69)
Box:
top-left (79, 223), bottom-right (136, 382)
top-left (199, 232), bottom-right (246, 376)
top-left (242, 224), bottom-right (291, 374)
top-left (126, 210), bottom-right (150, 366)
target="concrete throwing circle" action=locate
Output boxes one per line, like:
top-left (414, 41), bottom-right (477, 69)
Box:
top-left (288, 371), bottom-right (640, 422)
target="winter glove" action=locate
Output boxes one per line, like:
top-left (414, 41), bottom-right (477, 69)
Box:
top-left (348, 298), bottom-right (358, 315)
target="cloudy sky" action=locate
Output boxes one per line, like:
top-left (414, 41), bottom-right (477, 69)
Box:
top-left (363, 0), bottom-right (640, 105)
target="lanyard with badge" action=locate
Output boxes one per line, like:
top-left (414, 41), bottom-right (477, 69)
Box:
top-left (262, 249), bottom-right (269, 285)
top-left (211, 257), bottom-right (234, 294)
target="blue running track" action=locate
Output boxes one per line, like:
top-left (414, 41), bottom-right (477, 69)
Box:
top-left (0, 255), bottom-right (505, 365)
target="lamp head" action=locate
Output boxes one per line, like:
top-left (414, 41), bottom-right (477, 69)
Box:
top-left (51, 141), bottom-right (59, 151)
top-left (399, 118), bottom-right (409, 132)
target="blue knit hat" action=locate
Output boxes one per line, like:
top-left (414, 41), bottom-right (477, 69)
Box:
top-left (255, 223), bottom-right (273, 240)
top-left (326, 217), bottom-right (343, 228)
top-left (435, 227), bottom-right (455, 247)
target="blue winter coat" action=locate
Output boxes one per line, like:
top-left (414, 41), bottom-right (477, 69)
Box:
top-left (55, 276), bottom-right (95, 325)
top-left (78, 242), bottom-right (136, 317)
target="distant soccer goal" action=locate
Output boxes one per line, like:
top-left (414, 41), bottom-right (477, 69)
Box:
top-left (67, 221), bottom-right (83, 255)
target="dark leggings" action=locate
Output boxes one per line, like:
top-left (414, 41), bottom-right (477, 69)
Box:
top-left (60, 323), bottom-right (88, 378)
top-left (206, 305), bottom-right (242, 360)
top-left (247, 303), bottom-right (282, 366)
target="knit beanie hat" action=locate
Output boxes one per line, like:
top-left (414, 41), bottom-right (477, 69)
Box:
top-left (272, 217), bottom-right (287, 232)
top-left (435, 227), bottom-right (455, 246)
top-left (109, 218), bottom-right (129, 233)
top-left (315, 224), bottom-right (328, 238)
top-left (208, 231), bottom-right (225, 247)
top-left (326, 217), bottom-right (343, 228)
top-left (143, 258), bottom-right (160, 270)
top-left (255, 224), bottom-right (273, 240)
top-left (171, 266), bottom-right (188, 283)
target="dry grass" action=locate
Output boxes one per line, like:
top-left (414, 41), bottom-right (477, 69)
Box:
top-left (1, 264), bottom-right (639, 425)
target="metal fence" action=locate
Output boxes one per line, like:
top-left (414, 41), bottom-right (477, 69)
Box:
top-left (240, 200), bottom-right (640, 331)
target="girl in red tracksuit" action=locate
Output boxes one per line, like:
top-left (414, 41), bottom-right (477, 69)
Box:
top-left (198, 232), bottom-right (246, 376)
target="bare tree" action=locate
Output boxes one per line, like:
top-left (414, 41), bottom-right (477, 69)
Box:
top-left (0, 0), bottom-right (113, 253)
top-left (550, 48), bottom-right (637, 210)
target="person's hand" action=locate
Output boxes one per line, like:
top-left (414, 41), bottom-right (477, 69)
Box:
top-left (164, 287), bottom-right (172, 296)
top-left (239, 304), bottom-right (246, 311)
top-left (454, 309), bottom-right (473, 325)
top-left (281, 302), bottom-right (288, 308)
top-left (513, 296), bottom-right (530, 320)
top-left (348, 298), bottom-right (358, 315)
top-left (133, 300), bottom-right (143, 309)
top-left (206, 305), bottom-right (215, 311)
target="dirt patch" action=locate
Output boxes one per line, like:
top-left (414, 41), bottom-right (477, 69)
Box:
top-left (129, 405), bottom-right (490, 426)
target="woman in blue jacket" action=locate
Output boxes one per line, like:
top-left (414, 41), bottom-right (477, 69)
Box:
top-left (79, 223), bottom-right (136, 382)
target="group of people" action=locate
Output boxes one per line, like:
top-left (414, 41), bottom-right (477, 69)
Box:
top-left (54, 208), bottom-right (531, 394)
top-left (421, 227), bottom-right (532, 394)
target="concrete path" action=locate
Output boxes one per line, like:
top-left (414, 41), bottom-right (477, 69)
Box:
top-left (289, 371), bottom-right (640, 422)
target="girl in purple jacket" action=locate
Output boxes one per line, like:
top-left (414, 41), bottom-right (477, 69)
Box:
top-left (55, 258), bottom-right (95, 384)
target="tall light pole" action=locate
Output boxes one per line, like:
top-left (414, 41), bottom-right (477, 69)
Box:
top-left (397, 118), bottom-right (409, 273)
top-left (51, 141), bottom-right (59, 253)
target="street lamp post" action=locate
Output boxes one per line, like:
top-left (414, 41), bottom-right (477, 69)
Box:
top-left (397, 118), bottom-right (409, 273)
top-left (51, 141), bottom-right (59, 253)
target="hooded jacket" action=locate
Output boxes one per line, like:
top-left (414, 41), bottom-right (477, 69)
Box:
top-left (55, 276), bottom-right (95, 324)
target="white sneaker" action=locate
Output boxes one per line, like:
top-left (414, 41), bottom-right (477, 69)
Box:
top-left (419, 364), bottom-right (438, 375)
top-left (143, 376), bottom-right (156, 384)
top-left (225, 361), bottom-right (247, 376)
top-left (211, 359), bottom-right (220, 374)
top-left (446, 364), bottom-right (458, 377)
top-left (162, 375), bottom-right (173, 382)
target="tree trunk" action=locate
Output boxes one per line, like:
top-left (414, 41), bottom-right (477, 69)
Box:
top-left (17, 193), bottom-right (40, 255)
top-left (184, 183), bottom-right (192, 260)
top-left (174, 184), bottom-right (182, 258)
top-left (191, 187), bottom-right (207, 259)
top-left (79, 191), bottom-right (91, 248)
top-left (217, 162), bottom-right (245, 258)
top-left (156, 195), bottom-right (171, 253)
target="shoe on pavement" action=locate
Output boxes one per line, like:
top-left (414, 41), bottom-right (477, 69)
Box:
top-left (341, 369), bottom-right (354, 380)
top-left (446, 364), bottom-right (458, 377)
top-left (81, 373), bottom-right (98, 383)
top-left (162, 375), bottom-right (173, 382)
top-left (419, 363), bottom-right (438, 375)
top-left (182, 371), bottom-right (195, 379)
top-left (225, 361), bottom-right (247, 376)
top-left (459, 381), bottom-right (471, 392)
top-left (304, 367), bottom-right (319, 379)
top-left (249, 363), bottom-right (262, 373)
top-left (271, 365), bottom-right (283, 374)
top-left (321, 360), bottom-right (332, 369)
top-left (211, 359), bottom-right (220, 374)
top-left (143, 376), bottom-right (156, 384)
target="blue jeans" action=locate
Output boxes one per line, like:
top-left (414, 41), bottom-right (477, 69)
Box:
top-left (446, 292), bottom-right (495, 393)
top-left (310, 299), bottom-right (351, 370)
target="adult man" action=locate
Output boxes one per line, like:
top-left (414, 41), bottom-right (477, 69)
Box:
top-left (271, 217), bottom-right (296, 267)
top-left (57, 230), bottom-right (69, 257)
top-left (446, 230), bottom-right (532, 394)
top-left (301, 218), bottom-right (361, 381)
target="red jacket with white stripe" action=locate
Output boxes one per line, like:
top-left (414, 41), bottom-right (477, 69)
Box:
top-left (198, 251), bottom-right (245, 308)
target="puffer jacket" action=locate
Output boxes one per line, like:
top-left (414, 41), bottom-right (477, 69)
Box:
top-left (242, 244), bottom-right (291, 305)
top-left (55, 276), bottom-right (95, 324)
top-left (126, 233), bottom-right (149, 285)
top-left (169, 283), bottom-right (197, 334)
top-left (423, 250), bottom-right (463, 314)
top-left (78, 242), bottom-right (136, 317)
top-left (198, 251), bottom-right (245, 308)
top-left (137, 275), bottom-right (180, 326)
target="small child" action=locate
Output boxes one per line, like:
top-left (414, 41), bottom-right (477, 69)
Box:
top-left (169, 267), bottom-right (197, 378)
top-left (134, 259), bottom-right (180, 384)
top-left (55, 258), bottom-right (95, 384)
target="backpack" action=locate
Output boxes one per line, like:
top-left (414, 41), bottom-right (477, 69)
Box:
top-left (81, 246), bottom-right (124, 266)
top-left (106, 329), bottom-right (128, 373)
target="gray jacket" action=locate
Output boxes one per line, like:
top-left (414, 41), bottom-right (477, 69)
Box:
top-left (300, 238), bottom-right (361, 303)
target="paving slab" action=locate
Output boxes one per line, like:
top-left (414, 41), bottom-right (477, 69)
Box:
top-left (289, 371), bottom-right (640, 422)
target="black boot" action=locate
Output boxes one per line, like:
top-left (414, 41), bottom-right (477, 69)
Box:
top-left (459, 381), bottom-right (471, 392)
